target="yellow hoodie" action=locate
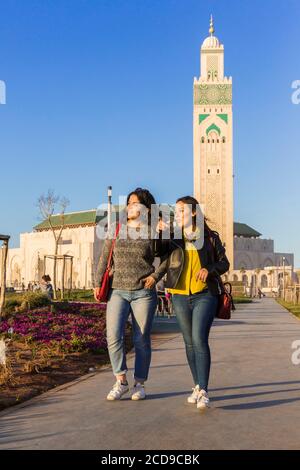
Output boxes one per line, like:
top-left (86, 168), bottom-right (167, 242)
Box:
top-left (167, 228), bottom-right (207, 295)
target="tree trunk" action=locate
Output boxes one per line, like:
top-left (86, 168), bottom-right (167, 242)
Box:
top-left (0, 240), bottom-right (9, 318)
top-left (61, 255), bottom-right (65, 300)
top-left (70, 257), bottom-right (73, 293)
top-left (53, 243), bottom-right (58, 300)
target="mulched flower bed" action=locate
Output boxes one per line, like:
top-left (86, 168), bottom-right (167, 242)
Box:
top-left (0, 302), bottom-right (133, 412)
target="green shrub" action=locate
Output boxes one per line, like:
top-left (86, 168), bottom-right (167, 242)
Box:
top-left (18, 292), bottom-right (51, 312)
top-left (3, 292), bottom-right (51, 315)
top-left (4, 298), bottom-right (22, 314)
top-left (5, 298), bottom-right (21, 308)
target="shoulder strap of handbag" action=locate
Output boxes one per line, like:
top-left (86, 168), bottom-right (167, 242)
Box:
top-left (206, 227), bottom-right (226, 293)
top-left (207, 229), bottom-right (235, 305)
top-left (105, 222), bottom-right (121, 272)
top-left (206, 227), bottom-right (215, 258)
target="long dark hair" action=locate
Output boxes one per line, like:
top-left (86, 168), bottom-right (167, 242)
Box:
top-left (126, 187), bottom-right (157, 225)
top-left (175, 195), bottom-right (211, 232)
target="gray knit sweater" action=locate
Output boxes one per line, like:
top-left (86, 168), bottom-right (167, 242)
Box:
top-left (94, 222), bottom-right (164, 290)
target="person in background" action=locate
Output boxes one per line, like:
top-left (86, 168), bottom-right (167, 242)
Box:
top-left (32, 282), bottom-right (40, 292)
top-left (40, 275), bottom-right (54, 300)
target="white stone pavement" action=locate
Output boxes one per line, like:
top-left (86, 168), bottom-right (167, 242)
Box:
top-left (0, 298), bottom-right (300, 450)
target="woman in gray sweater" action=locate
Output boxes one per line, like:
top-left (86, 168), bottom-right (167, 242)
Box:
top-left (94, 188), bottom-right (164, 401)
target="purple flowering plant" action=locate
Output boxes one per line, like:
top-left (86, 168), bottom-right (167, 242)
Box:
top-left (0, 302), bottom-right (109, 353)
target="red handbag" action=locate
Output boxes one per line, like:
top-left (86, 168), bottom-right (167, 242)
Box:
top-left (216, 281), bottom-right (235, 320)
top-left (207, 231), bottom-right (235, 319)
top-left (95, 223), bottom-right (121, 302)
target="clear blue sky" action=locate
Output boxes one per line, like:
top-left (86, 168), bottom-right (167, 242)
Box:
top-left (1, 0), bottom-right (299, 266)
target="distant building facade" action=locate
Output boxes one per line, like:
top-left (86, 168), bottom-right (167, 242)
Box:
top-left (3, 209), bottom-right (105, 290)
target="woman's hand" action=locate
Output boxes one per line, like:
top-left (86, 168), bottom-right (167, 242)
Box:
top-left (156, 220), bottom-right (170, 232)
top-left (195, 268), bottom-right (209, 282)
top-left (93, 287), bottom-right (101, 301)
top-left (142, 276), bottom-right (156, 289)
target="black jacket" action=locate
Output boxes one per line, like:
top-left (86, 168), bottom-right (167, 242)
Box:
top-left (154, 227), bottom-right (230, 296)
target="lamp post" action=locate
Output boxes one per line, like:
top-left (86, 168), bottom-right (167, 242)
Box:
top-left (282, 256), bottom-right (286, 300)
top-left (107, 185), bottom-right (112, 232)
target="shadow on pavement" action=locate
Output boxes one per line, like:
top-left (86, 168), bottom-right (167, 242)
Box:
top-left (218, 396), bottom-right (300, 410)
top-left (210, 380), bottom-right (300, 392)
top-left (122, 390), bottom-right (191, 401)
top-left (213, 387), bottom-right (300, 402)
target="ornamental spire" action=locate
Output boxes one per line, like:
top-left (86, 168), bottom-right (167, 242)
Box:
top-left (209, 14), bottom-right (214, 36)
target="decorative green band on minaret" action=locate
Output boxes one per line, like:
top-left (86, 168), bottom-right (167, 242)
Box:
top-left (199, 114), bottom-right (210, 124)
top-left (206, 123), bottom-right (221, 135)
top-left (217, 113), bottom-right (228, 124)
top-left (194, 84), bottom-right (232, 105)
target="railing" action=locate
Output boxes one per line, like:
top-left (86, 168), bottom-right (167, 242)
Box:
top-left (279, 285), bottom-right (300, 304)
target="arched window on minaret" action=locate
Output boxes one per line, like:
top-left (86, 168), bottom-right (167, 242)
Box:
top-left (208, 130), bottom-right (219, 151)
top-left (207, 55), bottom-right (218, 81)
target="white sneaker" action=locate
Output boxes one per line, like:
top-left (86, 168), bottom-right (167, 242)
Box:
top-left (131, 383), bottom-right (146, 401)
top-left (106, 380), bottom-right (129, 401)
top-left (196, 389), bottom-right (210, 410)
top-left (187, 385), bottom-right (201, 404)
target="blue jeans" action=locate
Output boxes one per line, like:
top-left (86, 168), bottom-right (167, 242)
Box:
top-left (172, 289), bottom-right (218, 391)
top-left (106, 287), bottom-right (157, 382)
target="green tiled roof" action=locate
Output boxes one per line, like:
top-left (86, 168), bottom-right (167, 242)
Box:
top-left (34, 206), bottom-right (124, 231)
top-left (34, 210), bottom-right (97, 230)
top-left (234, 222), bottom-right (261, 238)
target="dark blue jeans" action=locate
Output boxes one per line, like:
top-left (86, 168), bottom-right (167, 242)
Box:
top-left (172, 289), bottom-right (218, 391)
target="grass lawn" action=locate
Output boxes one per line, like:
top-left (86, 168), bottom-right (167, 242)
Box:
top-left (276, 299), bottom-right (300, 319)
top-left (233, 296), bottom-right (252, 304)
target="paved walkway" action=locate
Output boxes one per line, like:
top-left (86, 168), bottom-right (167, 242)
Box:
top-left (0, 298), bottom-right (300, 450)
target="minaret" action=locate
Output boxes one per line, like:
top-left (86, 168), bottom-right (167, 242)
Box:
top-left (193, 15), bottom-right (234, 269)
